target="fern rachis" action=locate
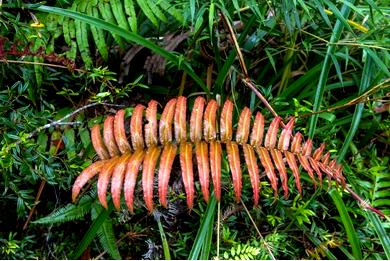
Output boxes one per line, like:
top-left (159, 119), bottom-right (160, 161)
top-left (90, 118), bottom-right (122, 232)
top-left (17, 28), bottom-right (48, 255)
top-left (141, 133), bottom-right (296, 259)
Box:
top-left (70, 96), bottom-right (369, 214)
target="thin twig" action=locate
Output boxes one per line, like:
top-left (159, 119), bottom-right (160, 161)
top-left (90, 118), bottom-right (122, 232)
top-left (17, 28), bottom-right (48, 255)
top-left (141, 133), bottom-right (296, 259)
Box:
top-left (23, 135), bottom-right (65, 230)
top-left (0, 59), bottom-right (87, 73)
top-left (14, 102), bottom-right (124, 146)
top-left (23, 180), bottom-right (46, 230)
top-left (242, 78), bottom-right (283, 127)
top-left (241, 200), bottom-right (276, 260)
top-left (94, 231), bottom-right (146, 259)
top-left (300, 78), bottom-right (390, 118)
top-left (219, 12), bottom-right (284, 127)
top-left (220, 13), bottom-right (248, 78)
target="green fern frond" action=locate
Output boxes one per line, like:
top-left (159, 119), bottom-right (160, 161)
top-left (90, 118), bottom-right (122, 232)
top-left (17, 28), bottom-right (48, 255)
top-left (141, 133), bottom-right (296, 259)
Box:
top-left (32, 194), bottom-right (94, 224)
top-left (110, 0), bottom-right (130, 31)
top-left (124, 0), bottom-right (137, 32)
top-left (75, 0), bottom-right (93, 68)
top-left (373, 173), bottom-right (390, 215)
top-left (135, 0), bottom-right (159, 26)
top-left (222, 243), bottom-right (261, 260)
top-left (58, 0), bottom-right (187, 66)
top-left (145, 0), bottom-right (168, 23)
top-left (97, 1), bottom-right (126, 48)
top-left (71, 201), bottom-right (114, 259)
top-left (87, 2), bottom-right (109, 61)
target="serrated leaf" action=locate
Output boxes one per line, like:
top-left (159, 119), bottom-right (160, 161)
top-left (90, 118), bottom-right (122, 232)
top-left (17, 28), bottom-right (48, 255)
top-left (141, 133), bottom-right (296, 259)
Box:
top-left (91, 124), bottom-right (109, 160)
top-left (111, 153), bottom-right (132, 210)
top-left (180, 142), bottom-right (195, 209)
top-left (278, 117), bottom-right (294, 151)
top-left (195, 141), bottom-right (210, 202)
top-left (130, 104), bottom-right (145, 150)
top-left (98, 157), bottom-right (120, 209)
top-left (256, 147), bottom-right (278, 195)
top-left (158, 143), bottom-right (177, 208)
top-left (142, 146), bottom-right (161, 212)
top-left (226, 142), bottom-right (242, 202)
top-left (174, 96), bottom-right (187, 142)
top-left (250, 112), bottom-right (264, 147)
top-left (209, 141), bottom-right (222, 201)
top-left (124, 150), bottom-right (145, 213)
top-left (114, 109), bottom-right (132, 154)
top-left (190, 96), bottom-right (206, 143)
top-left (264, 116), bottom-right (281, 149)
top-left (145, 100), bottom-right (159, 147)
top-left (159, 98), bottom-right (177, 145)
top-left (220, 99), bottom-right (233, 142)
top-left (270, 149), bottom-right (289, 198)
top-left (236, 107), bottom-right (251, 145)
top-left (72, 161), bottom-right (106, 202)
top-left (203, 99), bottom-right (218, 142)
top-left (103, 116), bottom-right (120, 157)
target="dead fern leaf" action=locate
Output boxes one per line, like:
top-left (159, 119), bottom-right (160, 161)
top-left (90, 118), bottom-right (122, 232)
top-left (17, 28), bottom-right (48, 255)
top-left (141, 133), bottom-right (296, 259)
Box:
top-left (73, 96), bottom-right (351, 212)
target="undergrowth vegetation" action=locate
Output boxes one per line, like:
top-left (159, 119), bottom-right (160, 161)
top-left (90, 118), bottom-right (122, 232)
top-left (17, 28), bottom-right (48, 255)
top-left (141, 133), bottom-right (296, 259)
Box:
top-left (0, 0), bottom-right (389, 259)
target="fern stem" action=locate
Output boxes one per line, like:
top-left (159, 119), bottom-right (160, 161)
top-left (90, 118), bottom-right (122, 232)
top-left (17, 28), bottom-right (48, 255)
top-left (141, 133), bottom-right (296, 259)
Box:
top-left (216, 201), bottom-right (221, 260)
top-left (241, 199), bottom-right (276, 260)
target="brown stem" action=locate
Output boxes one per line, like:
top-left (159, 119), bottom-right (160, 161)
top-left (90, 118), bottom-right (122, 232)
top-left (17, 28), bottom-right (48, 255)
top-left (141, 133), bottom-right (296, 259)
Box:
top-left (23, 180), bottom-right (46, 230)
top-left (346, 187), bottom-right (385, 218)
top-left (23, 137), bottom-right (65, 230)
top-left (0, 59), bottom-right (86, 73)
top-left (299, 78), bottom-right (390, 118)
top-left (219, 12), bottom-right (284, 127)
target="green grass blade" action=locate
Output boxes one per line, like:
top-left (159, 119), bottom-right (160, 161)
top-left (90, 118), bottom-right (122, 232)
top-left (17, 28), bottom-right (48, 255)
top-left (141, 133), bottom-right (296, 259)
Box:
top-left (323, 0), bottom-right (353, 33)
top-left (71, 202), bottom-right (114, 259)
top-left (281, 62), bottom-right (323, 99)
top-left (364, 48), bottom-right (390, 77)
top-left (200, 216), bottom-right (213, 260)
top-left (314, 0), bottom-right (332, 28)
top-left (338, 246), bottom-right (356, 259)
top-left (208, 1), bottom-right (215, 39)
top-left (308, 0), bottom-right (356, 139)
top-left (189, 194), bottom-right (217, 260)
top-left (92, 205), bottom-right (121, 259)
top-left (328, 188), bottom-right (362, 259)
top-left (366, 212), bottom-right (390, 259)
top-left (337, 56), bottom-right (373, 162)
top-left (155, 212), bottom-right (171, 260)
top-left (27, 4), bottom-right (208, 94)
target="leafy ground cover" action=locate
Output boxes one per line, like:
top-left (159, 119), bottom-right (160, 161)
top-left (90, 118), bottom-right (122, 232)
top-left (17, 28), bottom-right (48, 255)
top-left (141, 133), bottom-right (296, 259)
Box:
top-left (0, 0), bottom-right (389, 259)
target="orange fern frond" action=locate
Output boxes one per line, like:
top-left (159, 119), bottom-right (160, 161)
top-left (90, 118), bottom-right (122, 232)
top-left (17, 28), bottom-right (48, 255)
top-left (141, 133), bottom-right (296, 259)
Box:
top-left (72, 96), bottom-right (352, 212)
